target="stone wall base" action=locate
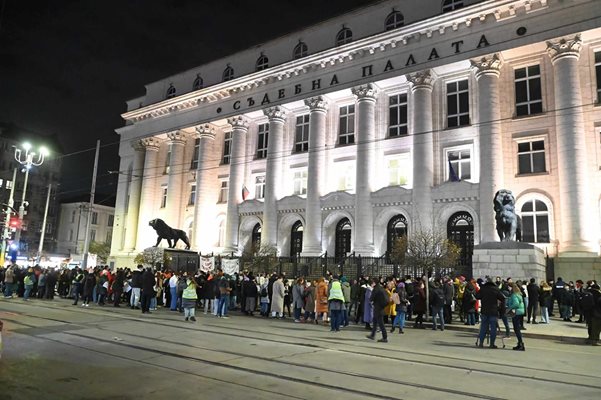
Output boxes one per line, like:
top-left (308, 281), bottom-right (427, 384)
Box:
top-left (472, 242), bottom-right (546, 283)
top-left (554, 257), bottom-right (601, 283)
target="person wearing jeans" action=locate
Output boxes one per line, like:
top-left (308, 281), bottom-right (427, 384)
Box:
top-left (217, 273), bottom-right (231, 318)
top-left (430, 282), bottom-right (445, 331)
top-left (169, 273), bottom-right (178, 311)
top-left (476, 277), bottom-right (506, 348)
top-left (367, 279), bottom-right (388, 343)
top-left (508, 283), bottom-right (526, 351)
top-left (391, 282), bottom-right (408, 334)
top-left (292, 278), bottom-right (305, 322)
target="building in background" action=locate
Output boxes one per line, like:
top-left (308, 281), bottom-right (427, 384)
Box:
top-left (110, 0), bottom-right (601, 280)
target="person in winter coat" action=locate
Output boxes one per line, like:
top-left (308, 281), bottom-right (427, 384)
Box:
top-left (182, 275), bottom-right (198, 322)
top-left (242, 275), bottom-right (259, 316)
top-left (271, 275), bottom-right (285, 318)
top-left (508, 282), bottom-right (526, 351)
top-left (303, 281), bottom-right (316, 322)
top-left (443, 277), bottom-right (455, 324)
top-left (586, 283), bottom-right (601, 345)
top-left (539, 281), bottom-right (552, 323)
top-left (140, 267), bottom-right (155, 314)
top-left (560, 285), bottom-right (575, 322)
top-left (475, 278), bottom-right (506, 348)
top-left (430, 281), bottom-right (445, 331)
top-left (349, 279), bottom-right (360, 318)
top-left (363, 281), bottom-right (374, 329)
top-left (112, 269), bottom-right (124, 307)
top-left (391, 282), bottom-right (409, 334)
top-left (315, 277), bottom-right (329, 324)
top-left (292, 277), bottom-right (305, 322)
top-left (384, 282), bottom-right (396, 324)
top-left (367, 278), bottom-right (389, 343)
top-left (259, 280), bottom-right (270, 316)
top-left (3, 265), bottom-right (15, 298)
top-left (462, 282), bottom-right (477, 325)
top-left (82, 271), bottom-right (96, 307)
top-left (328, 275), bottom-right (346, 332)
top-left (340, 276), bottom-right (351, 327)
top-left (526, 278), bottom-right (540, 324)
top-left (23, 268), bottom-right (36, 301)
top-left (413, 280), bottom-right (427, 329)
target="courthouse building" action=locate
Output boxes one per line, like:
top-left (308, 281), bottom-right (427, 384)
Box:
top-left (111, 0), bottom-right (601, 277)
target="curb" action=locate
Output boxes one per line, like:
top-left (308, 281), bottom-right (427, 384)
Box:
top-left (438, 322), bottom-right (588, 344)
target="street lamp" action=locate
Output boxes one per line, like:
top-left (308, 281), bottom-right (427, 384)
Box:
top-left (13, 142), bottom-right (49, 251)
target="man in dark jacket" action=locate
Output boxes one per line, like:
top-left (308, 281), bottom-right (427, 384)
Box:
top-left (130, 266), bottom-right (143, 309)
top-left (476, 278), bottom-right (506, 348)
top-left (527, 278), bottom-right (540, 324)
top-left (140, 268), bottom-right (155, 314)
top-left (367, 278), bottom-right (389, 343)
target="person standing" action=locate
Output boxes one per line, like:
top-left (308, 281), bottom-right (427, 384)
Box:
top-left (292, 277), bottom-right (305, 322)
top-left (217, 273), bottom-right (232, 318)
top-left (270, 275), bottom-right (285, 319)
top-left (430, 281), bottom-right (445, 331)
top-left (462, 282), bottom-right (477, 326)
top-left (391, 282), bottom-right (409, 334)
top-left (82, 271), bottom-right (96, 307)
top-left (443, 277), bottom-right (455, 324)
top-left (3, 265), bottom-right (15, 298)
top-left (526, 278), bottom-right (540, 324)
top-left (585, 283), bottom-right (601, 346)
top-left (112, 269), bottom-right (124, 307)
top-left (23, 268), bottom-right (36, 301)
top-left (340, 276), bottom-right (351, 327)
top-left (130, 265), bottom-right (143, 309)
top-left (539, 281), bottom-right (552, 323)
top-left (182, 274), bottom-right (198, 322)
top-left (413, 280), bottom-right (427, 329)
top-left (328, 275), bottom-right (345, 332)
top-left (303, 281), bottom-right (316, 322)
top-left (508, 283), bottom-right (526, 351)
top-left (71, 268), bottom-right (84, 305)
top-left (362, 279), bottom-right (374, 330)
top-left (476, 277), bottom-right (506, 349)
top-left (315, 277), bottom-right (329, 325)
top-left (366, 278), bottom-right (389, 343)
top-left (243, 275), bottom-right (258, 316)
top-left (169, 272), bottom-right (179, 311)
top-left (140, 267), bottom-right (155, 314)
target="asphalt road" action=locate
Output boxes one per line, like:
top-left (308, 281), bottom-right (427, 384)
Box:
top-left (0, 299), bottom-right (600, 400)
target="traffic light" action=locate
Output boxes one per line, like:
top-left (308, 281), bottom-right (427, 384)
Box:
top-left (9, 216), bottom-right (20, 230)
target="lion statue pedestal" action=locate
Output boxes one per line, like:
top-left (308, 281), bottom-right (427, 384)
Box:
top-left (472, 242), bottom-right (546, 282)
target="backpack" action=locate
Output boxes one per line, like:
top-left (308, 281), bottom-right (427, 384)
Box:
top-left (579, 291), bottom-right (595, 311)
top-left (260, 287), bottom-right (268, 297)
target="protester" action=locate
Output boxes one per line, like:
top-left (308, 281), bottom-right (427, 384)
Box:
top-left (327, 275), bottom-right (345, 332)
top-left (271, 275), bottom-right (285, 319)
top-left (366, 278), bottom-right (388, 343)
top-left (182, 274), bottom-right (198, 322)
top-left (508, 283), bottom-right (526, 351)
top-left (476, 277), bottom-right (506, 349)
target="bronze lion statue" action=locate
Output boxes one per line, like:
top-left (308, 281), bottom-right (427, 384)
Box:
top-left (149, 218), bottom-right (191, 249)
top-left (493, 189), bottom-right (522, 242)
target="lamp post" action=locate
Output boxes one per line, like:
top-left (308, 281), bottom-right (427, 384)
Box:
top-left (13, 142), bottom-right (48, 252)
top-left (0, 168), bottom-right (18, 267)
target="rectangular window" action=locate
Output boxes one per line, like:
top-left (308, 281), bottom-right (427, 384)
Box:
top-left (219, 181), bottom-right (229, 203)
top-left (91, 212), bottom-right (98, 225)
top-left (447, 80), bottom-right (470, 128)
top-left (446, 148), bottom-right (472, 180)
top-left (69, 229), bottom-right (73, 242)
top-left (161, 187), bottom-right (168, 208)
top-left (255, 175), bottom-right (265, 200)
top-left (189, 184), bottom-right (196, 205)
top-left (595, 51), bottom-right (601, 104)
top-left (338, 105), bottom-right (355, 145)
top-left (107, 215), bottom-right (114, 227)
top-left (106, 230), bottom-right (113, 244)
top-left (515, 65), bottom-right (543, 117)
top-left (6, 180), bottom-right (12, 189)
top-left (165, 143), bottom-right (172, 174)
top-left (387, 157), bottom-right (409, 186)
top-left (256, 123), bottom-right (269, 159)
top-left (90, 229), bottom-right (96, 242)
top-left (336, 163), bottom-right (355, 192)
top-left (517, 140), bottom-right (546, 175)
top-left (0, 178), bottom-right (3, 188)
top-left (222, 132), bottom-right (232, 164)
top-left (191, 138), bottom-right (200, 169)
top-left (295, 114), bottom-right (310, 152)
top-left (71, 210), bottom-right (76, 223)
top-left (293, 170), bottom-right (308, 195)
top-left (389, 93), bottom-right (408, 137)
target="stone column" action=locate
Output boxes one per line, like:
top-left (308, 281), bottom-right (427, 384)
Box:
top-left (165, 131), bottom-right (187, 227)
top-left (261, 106), bottom-right (287, 249)
top-left (193, 124), bottom-right (216, 252)
top-left (471, 54), bottom-right (503, 243)
top-left (351, 84), bottom-right (377, 255)
top-left (223, 116), bottom-right (249, 254)
top-left (123, 142), bottom-right (145, 250)
top-left (136, 137), bottom-right (161, 250)
top-left (301, 96), bottom-right (328, 256)
top-left (547, 34), bottom-right (595, 253)
top-left (406, 70), bottom-right (435, 231)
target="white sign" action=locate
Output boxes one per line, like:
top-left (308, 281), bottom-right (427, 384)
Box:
top-left (221, 258), bottom-right (239, 275)
top-left (200, 256), bottom-right (214, 273)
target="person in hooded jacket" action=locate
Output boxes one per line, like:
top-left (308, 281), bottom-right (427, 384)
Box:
top-left (462, 282), bottom-right (477, 326)
top-left (476, 277), bottom-right (506, 349)
top-left (508, 282), bottom-right (526, 351)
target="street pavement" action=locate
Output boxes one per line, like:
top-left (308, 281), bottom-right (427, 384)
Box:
top-left (0, 298), bottom-right (600, 400)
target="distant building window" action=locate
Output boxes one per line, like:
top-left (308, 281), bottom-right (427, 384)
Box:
top-left (90, 229), bottom-right (96, 242)
top-left (108, 215), bottom-right (114, 227)
top-left (193, 75), bottom-right (203, 91)
top-left (335, 27), bottom-right (353, 46)
top-left (387, 156), bottom-right (410, 186)
top-left (295, 114), bottom-right (310, 153)
top-left (165, 143), bottom-right (172, 174)
top-left (336, 162), bottom-right (355, 192)
top-left (595, 51), bottom-right (601, 103)
top-left (223, 65), bottom-right (234, 82)
top-left (222, 132), bottom-right (232, 164)
top-left (255, 175), bottom-right (265, 200)
top-left (446, 148), bottom-right (472, 181)
top-left (6, 180), bottom-right (12, 189)
top-left (293, 170), bottom-right (308, 195)
top-left (161, 187), bottom-right (168, 208)
top-left (256, 54), bottom-right (269, 71)
top-left (219, 181), bottom-right (229, 203)
top-left (389, 93), bottom-right (408, 137)
top-left (191, 138), bottom-right (200, 169)
top-left (442, 0), bottom-right (464, 13)
top-left (447, 79), bottom-right (470, 128)
top-left (385, 11), bottom-right (404, 30)
top-left (256, 123), bottom-right (269, 159)
top-left (106, 230), bottom-right (112, 244)
top-left (71, 210), bottom-right (76, 223)
top-left (166, 84), bottom-right (176, 99)
top-left (293, 42), bottom-right (308, 59)
top-left (69, 229), bottom-right (73, 242)
top-left (521, 200), bottom-right (550, 243)
top-left (338, 104), bottom-right (355, 145)
top-left (515, 65), bottom-right (543, 117)
top-left (517, 139), bottom-right (546, 175)
top-left (189, 184), bottom-right (196, 205)
top-left (91, 212), bottom-right (98, 225)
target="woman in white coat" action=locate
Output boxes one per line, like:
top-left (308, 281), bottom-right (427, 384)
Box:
top-left (271, 275), bottom-right (285, 318)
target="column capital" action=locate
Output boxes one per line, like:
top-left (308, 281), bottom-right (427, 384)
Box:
top-left (304, 95), bottom-right (328, 112)
top-left (194, 124), bottom-right (216, 140)
top-left (166, 130), bottom-right (187, 145)
top-left (470, 54), bottom-right (502, 79)
top-left (547, 34), bottom-right (582, 62)
top-left (351, 83), bottom-right (378, 102)
top-left (227, 115), bottom-right (250, 131)
top-left (406, 70), bottom-right (435, 92)
top-left (263, 106), bottom-right (287, 122)
top-left (139, 137), bottom-right (161, 152)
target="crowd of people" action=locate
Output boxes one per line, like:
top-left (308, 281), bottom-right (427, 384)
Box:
top-left (1, 263), bottom-right (601, 348)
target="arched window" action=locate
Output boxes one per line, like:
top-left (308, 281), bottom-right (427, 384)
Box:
top-left (335, 27), bottom-right (353, 46)
top-left (290, 221), bottom-right (304, 257)
top-left (193, 75), bottom-right (203, 91)
top-left (166, 84), bottom-right (176, 99)
top-left (223, 65), bottom-right (234, 82)
top-left (387, 214), bottom-right (408, 256)
top-left (520, 200), bottom-right (550, 243)
top-left (385, 11), bottom-right (404, 30)
top-left (335, 218), bottom-right (352, 261)
top-left (447, 212), bottom-right (474, 267)
top-left (293, 42), bottom-right (308, 59)
top-left (217, 218), bottom-right (226, 247)
top-left (251, 223), bottom-right (262, 252)
top-left (256, 54), bottom-right (269, 71)
top-left (442, 0), bottom-right (464, 13)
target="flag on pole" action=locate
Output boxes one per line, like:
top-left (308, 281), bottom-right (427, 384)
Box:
top-left (242, 185), bottom-right (250, 201)
top-left (448, 158), bottom-right (460, 182)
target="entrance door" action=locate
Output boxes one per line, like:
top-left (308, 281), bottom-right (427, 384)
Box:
top-left (251, 223), bottom-right (261, 253)
top-left (290, 221), bottom-right (303, 258)
top-left (447, 212), bottom-right (474, 267)
top-left (335, 218), bottom-right (352, 261)
top-left (387, 214), bottom-right (408, 262)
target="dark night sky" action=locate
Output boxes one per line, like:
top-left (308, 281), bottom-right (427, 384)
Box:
top-left (0, 0), bottom-right (374, 201)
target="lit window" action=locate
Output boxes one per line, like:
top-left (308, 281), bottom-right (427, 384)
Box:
top-left (517, 140), bottom-right (546, 175)
top-left (161, 187), bottom-right (168, 208)
top-left (256, 123), bottom-right (269, 159)
top-left (91, 212), bottom-right (98, 225)
top-left (515, 65), bottom-right (543, 117)
top-left (165, 143), bottom-right (172, 174)
top-left (189, 184), bottom-right (196, 205)
top-left (446, 148), bottom-right (472, 181)
top-left (447, 80), bottom-right (470, 128)
top-left (222, 132), bottom-right (232, 164)
top-left (191, 138), bottom-right (200, 169)
top-left (385, 11), bottom-right (404, 30)
top-left (389, 93), bottom-right (408, 137)
top-left (295, 115), bottom-right (310, 152)
top-left (336, 163), bottom-right (355, 192)
top-left (6, 180), bottom-right (12, 189)
top-left (293, 170), bottom-right (308, 195)
top-left (520, 200), bottom-right (550, 243)
top-left (293, 42), bottom-right (308, 59)
top-left (595, 51), bottom-right (601, 104)
top-left (218, 219), bottom-right (226, 247)
top-left (223, 65), bottom-right (234, 82)
top-left (255, 175), bottom-right (265, 200)
top-left (338, 105), bottom-right (355, 145)
top-left (335, 27), bottom-right (352, 46)
top-left (256, 54), bottom-right (269, 71)
top-left (0, 178), bottom-right (3, 188)
top-left (219, 181), bottom-right (229, 203)
top-left (442, 0), bottom-right (464, 13)
top-left (193, 75), bottom-right (203, 91)
top-left (108, 215), bottom-right (114, 227)
top-left (166, 84), bottom-right (176, 99)
top-left (387, 157), bottom-right (410, 186)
